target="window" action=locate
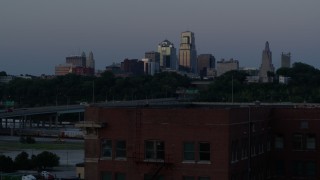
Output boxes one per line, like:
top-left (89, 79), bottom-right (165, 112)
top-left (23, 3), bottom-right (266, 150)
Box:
top-left (292, 133), bottom-right (316, 151)
top-left (275, 134), bottom-right (284, 149)
top-left (183, 176), bottom-right (195, 180)
top-left (145, 140), bottom-right (164, 160)
top-left (101, 139), bottom-right (112, 158)
top-left (115, 173), bottom-right (126, 180)
top-left (251, 123), bottom-right (255, 132)
top-left (292, 161), bottom-right (316, 177)
top-left (276, 160), bottom-right (284, 176)
top-left (293, 134), bottom-right (303, 150)
top-left (251, 137), bottom-right (256, 156)
top-left (198, 177), bottom-right (210, 180)
top-left (267, 136), bottom-right (271, 152)
top-left (116, 140), bottom-right (126, 159)
top-left (306, 134), bottom-right (316, 150)
top-left (144, 174), bottom-right (164, 180)
top-left (231, 174), bottom-right (239, 180)
top-left (293, 161), bottom-right (303, 177)
top-left (183, 142), bottom-right (195, 161)
top-left (306, 161), bottom-right (316, 177)
top-left (231, 140), bottom-right (239, 162)
top-left (199, 142), bottom-right (210, 161)
top-left (300, 121), bottom-right (309, 129)
top-left (241, 138), bottom-right (248, 159)
top-left (259, 135), bottom-right (264, 154)
top-left (101, 171), bottom-right (112, 180)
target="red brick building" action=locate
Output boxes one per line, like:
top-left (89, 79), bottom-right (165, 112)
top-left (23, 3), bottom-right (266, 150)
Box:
top-left (78, 102), bottom-right (320, 180)
top-left (78, 102), bottom-right (278, 180)
top-left (271, 107), bottom-right (320, 179)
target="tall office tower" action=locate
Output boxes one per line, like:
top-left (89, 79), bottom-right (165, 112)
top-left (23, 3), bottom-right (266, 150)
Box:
top-left (179, 31), bottom-right (197, 73)
top-left (259, 41), bottom-right (275, 83)
top-left (197, 54), bottom-right (215, 76)
top-left (157, 40), bottom-right (177, 70)
top-left (281, 52), bottom-right (291, 68)
top-left (87, 51), bottom-right (95, 69)
top-left (145, 51), bottom-right (160, 63)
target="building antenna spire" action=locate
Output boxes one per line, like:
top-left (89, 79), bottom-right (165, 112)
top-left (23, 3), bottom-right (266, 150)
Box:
top-left (265, 41), bottom-right (270, 51)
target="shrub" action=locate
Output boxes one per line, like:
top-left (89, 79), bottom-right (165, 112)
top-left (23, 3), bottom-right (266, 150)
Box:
top-left (26, 136), bottom-right (36, 144)
top-left (0, 155), bottom-right (15, 172)
top-left (32, 151), bottom-right (60, 170)
top-left (19, 135), bottom-right (36, 144)
top-left (14, 151), bottom-right (31, 170)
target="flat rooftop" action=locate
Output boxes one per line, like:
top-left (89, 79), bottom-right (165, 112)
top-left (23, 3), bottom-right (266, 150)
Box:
top-left (90, 98), bottom-right (320, 109)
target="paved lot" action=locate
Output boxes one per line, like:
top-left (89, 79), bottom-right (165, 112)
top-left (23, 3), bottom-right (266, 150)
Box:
top-left (2, 149), bottom-right (84, 166)
top-left (0, 135), bottom-right (84, 166)
top-left (0, 135), bottom-right (84, 179)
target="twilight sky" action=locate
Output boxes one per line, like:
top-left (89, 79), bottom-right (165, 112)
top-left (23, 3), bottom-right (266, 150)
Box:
top-left (1, 0), bottom-right (319, 75)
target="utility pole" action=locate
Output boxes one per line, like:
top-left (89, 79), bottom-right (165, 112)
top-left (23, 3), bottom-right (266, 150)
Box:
top-left (248, 106), bottom-right (251, 180)
top-left (232, 75), bottom-right (234, 103)
top-left (92, 81), bottom-right (95, 104)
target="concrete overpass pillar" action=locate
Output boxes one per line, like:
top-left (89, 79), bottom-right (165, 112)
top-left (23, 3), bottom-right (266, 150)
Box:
top-left (49, 116), bottom-right (52, 129)
top-left (21, 116), bottom-right (25, 128)
top-left (29, 116), bottom-right (32, 128)
top-left (55, 115), bottom-right (59, 128)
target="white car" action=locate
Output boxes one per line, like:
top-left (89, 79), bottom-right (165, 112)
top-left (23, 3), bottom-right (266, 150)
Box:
top-left (21, 175), bottom-right (36, 180)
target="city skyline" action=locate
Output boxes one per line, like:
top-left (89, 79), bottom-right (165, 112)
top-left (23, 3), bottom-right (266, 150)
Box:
top-left (1, 0), bottom-right (319, 75)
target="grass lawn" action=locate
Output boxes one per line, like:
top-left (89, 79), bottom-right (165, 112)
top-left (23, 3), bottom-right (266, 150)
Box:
top-left (0, 140), bottom-right (84, 151)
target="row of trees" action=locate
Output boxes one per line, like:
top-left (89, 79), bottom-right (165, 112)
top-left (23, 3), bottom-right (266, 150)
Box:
top-left (0, 72), bottom-right (191, 107)
top-left (0, 151), bottom-right (60, 173)
top-left (198, 62), bottom-right (320, 103)
top-left (1, 62), bottom-right (320, 105)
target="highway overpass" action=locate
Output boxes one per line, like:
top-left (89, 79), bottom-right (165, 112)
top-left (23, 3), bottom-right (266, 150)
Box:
top-left (0, 104), bottom-right (86, 119)
top-left (0, 104), bottom-right (86, 134)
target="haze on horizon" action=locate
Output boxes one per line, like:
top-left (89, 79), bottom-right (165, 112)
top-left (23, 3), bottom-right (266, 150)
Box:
top-left (1, 0), bottom-right (319, 75)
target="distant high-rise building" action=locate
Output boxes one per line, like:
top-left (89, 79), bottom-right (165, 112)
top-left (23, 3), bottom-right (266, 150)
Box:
top-left (145, 51), bottom-right (160, 64)
top-left (55, 64), bottom-right (72, 76)
top-left (66, 52), bottom-right (86, 67)
top-left (120, 59), bottom-right (144, 76)
top-left (281, 52), bottom-right (291, 68)
top-left (57, 51), bottom-right (94, 76)
top-left (179, 31), bottom-right (197, 73)
top-left (157, 40), bottom-right (177, 70)
top-left (259, 41), bottom-right (275, 83)
top-left (87, 51), bottom-right (95, 69)
top-left (197, 54), bottom-right (215, 77)
top-left (141, 58), bottom-right (160, 76)
top-left (216, 58), bottom-right (239, 76)
top-left (105, 63), bottom-right (121, 74)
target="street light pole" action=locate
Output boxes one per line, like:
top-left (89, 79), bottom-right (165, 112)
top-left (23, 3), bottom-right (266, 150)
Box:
top-left (232, 75), bottom-right (234, 103)
top-left (92, 81), bottom-right (95, 104)
top-left (248, 105), bottom-right (251, 180)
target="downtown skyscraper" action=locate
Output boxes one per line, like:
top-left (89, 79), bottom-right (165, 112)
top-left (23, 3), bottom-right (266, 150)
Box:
top-left (179, 31), bottom-right (197, 73)
top-left (157, 40), bottom-right (177, 70)
top-left (281, 52), bottom-right (291, 68)
top-left (259, 41), bottom-right (275, 83)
